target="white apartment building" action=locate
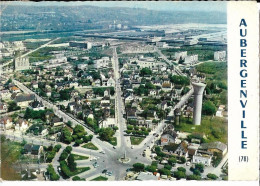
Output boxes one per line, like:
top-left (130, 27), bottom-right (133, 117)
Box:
top-left (214, 51), bottom-right (226, 61)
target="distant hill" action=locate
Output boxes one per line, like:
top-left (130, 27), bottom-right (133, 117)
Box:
top-left (1, 5), bottom-right (227, 32)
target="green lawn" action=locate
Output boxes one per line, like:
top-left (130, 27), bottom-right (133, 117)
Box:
top-left (69, 167), bottom-right (90, 177)
top-left (175, 116), bottom-right (227, 144)
top-left (71, 154), bottom-right (89, 161)
top-left (82, 142), bottom-right (98, 150)
top-left (91, 176), bottom-right (108, 181)
top-left (108, 137), bottom-right (117, 146)
top-left (130, 136), bottom-right (145, 145)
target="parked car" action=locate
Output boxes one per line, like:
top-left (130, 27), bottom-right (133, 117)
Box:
top-left (102, 169), bottom-right (107, 174)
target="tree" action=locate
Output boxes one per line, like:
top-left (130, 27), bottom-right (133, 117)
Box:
top-left (164, 164), bottom-right (172, 170)
top-left (159, 168), bottom-right (171, 176)
top-left (99, 128), bottom-right (115, 141)
top-left (7, 101), bottom-right (20, 112)
top-left (180, 157), bottom-right (186, 164)
top-left (207, 173), bottom-right (218, 180)
top-left (46, 164), bottom-right (60, 181)
top-left (193, 169), bottom-right (201, 176)
top-left (127, 125), bottom-right (134, 130)
top-left (145, 165), bottom-right (157, 173)
top-left (140, 67), bottom-right (152, 76)
top-left (68, 154), bottom-right (77, 172)
top-left (187, 174), bottom-right (201, 180)
top-left (177, 167), bottom-right (186, 173)
top-left (75, 139), bottom-right (83, 146)
top-left (113, 126), bottom-right (119, 131)
top-left (195, 163), bottom-right (204, 173)
top-left (133, 163), bottom-right (145, 172)
top-left (65, 146), bottom-right (72, 153)
top-left (202, 100), bottom-right (217, 115)
top-left (173, 170), bottom-right (186, 180)
top-left (59, 152), bottom-right (69, 161)
top-left (168, 157), bottom-right (177, 166)
top-left (72, 176), bottom-right (85, 181)
top-left (54, 144), bottom-right (62, 152)
top-left (60, 128), bottom-right (73, 144)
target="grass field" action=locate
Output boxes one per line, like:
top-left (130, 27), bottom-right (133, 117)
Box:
top-left (82, 142), bottom-right (99, 150)
top-left (130, 136), bottom-right (145, 145)
top-left (175, 116), bottom-right (227, 144)
top-left (108, 137), bottom-right (117, 146)
top-left (71, 154), bottom-right (89, 161)
top-left (91, 176), bottom-right (108, 181)
top-left (69, 167), bottom-right (90, 177)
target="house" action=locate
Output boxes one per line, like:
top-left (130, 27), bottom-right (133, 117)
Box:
top-left (216, 105), bottom-right (226, 117)
top-left (160, 128), bottom-right (178, 146)
top-left (192, 150), bottom-right (213, 166)
top-left (28, 100), bottom-right (44, 111)
top-left (32, 81), bottom-right (38, 89)
top-left (159, 101), bottom-right (168, 111)
top-left (100, 118), bottom-right (116, 128)
top-left (52, 117), bottom-right (64, 127)
top-left (23, 144), bottom-right (43, 155)
top-left (10, 86), bottom-right (20, 93)
top-left (199, 141), bottom-right (227, 157)
top-left (125, 95), bottom-right (134, 103)
top-left (94, 79), bottom-right (101, 87)
top-left (0, 116), bottom-right (13, 130)
top-left (126, 108), bottom-right (137, 120)
top-left (174, 141), bottom-right (189, 158)
top-left (107, 77), bottom-right (115, 87)
top-left (149, 90), bottom-right (157, 97)
top-left (14, 94), bottom-right (35, 108)
top-left (15, 119), bottom-right (29, 131)
top-left (0, 102), bottom-right (8, 113)
top-left (0, 90), bottom-right (11, 99)
top-left (85, 90), bottom-right (94, 99)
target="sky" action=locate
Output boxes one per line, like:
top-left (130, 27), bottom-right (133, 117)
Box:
top-left (6, 1), bottom-right (227, 13)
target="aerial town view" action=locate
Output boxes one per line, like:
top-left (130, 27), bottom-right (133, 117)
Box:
top-left (0, 2), bottom-right (228, 181)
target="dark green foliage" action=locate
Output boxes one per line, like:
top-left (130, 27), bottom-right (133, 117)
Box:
top-left (169, 75), bottom-right (190, 86)
top-left (7, 101), bottom-right (20, 112)
top-left (207, 173), bottom-right (218, 180)
top-left (164, 164), bottom-right (172, 170)
top-left (68, 154), bottom-right (77, 172)
top-left (177, 167), bottom-right (186, 173)
top-left (159, 168), bottom-right (171, 176)
top-left (99, 128), bottom-right (115, 142)
top-left (46, 164), bottom-right (60, 181)
top-left (202, 100), bottom-right (217, 115)
top-left (133, 163), bottom-right (145, 172)
top-left (187, 174), bottom-right (201, 180)
top-left (59, 152), bottom-right (69, 161)
top-left (173, 170), bottom-right (186, 179)
top-left (140, 67), bottom-right (152, 76)
top-left (60, 128), bottom-right (73, 144)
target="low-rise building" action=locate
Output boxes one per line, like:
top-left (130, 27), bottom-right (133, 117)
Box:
top-left (0, 116), bottom-right (13, 130)
top-left (14, 94), bottom-right (35, 108)
top-left (192, 150), bottom-right (213, 166)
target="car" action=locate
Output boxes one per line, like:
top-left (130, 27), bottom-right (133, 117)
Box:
top-left (155, 134), bottom-right (159, 137)
top-left (153, 133), bottom-right (157, 136)
top-left (100, 151), bottom-right (105, 154)
top-left (102, 169), bottom-right (107, 174)
top-left (107, 171), bottom-right (112, 176)
top-left (186, 162), bottom-right (190, 166)
top-left (57, 166), bottom-right (61, 173)
top-left (113, 146), bottom-right (116, 149)
top-left (131, 146), bottom-right (134, 149)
